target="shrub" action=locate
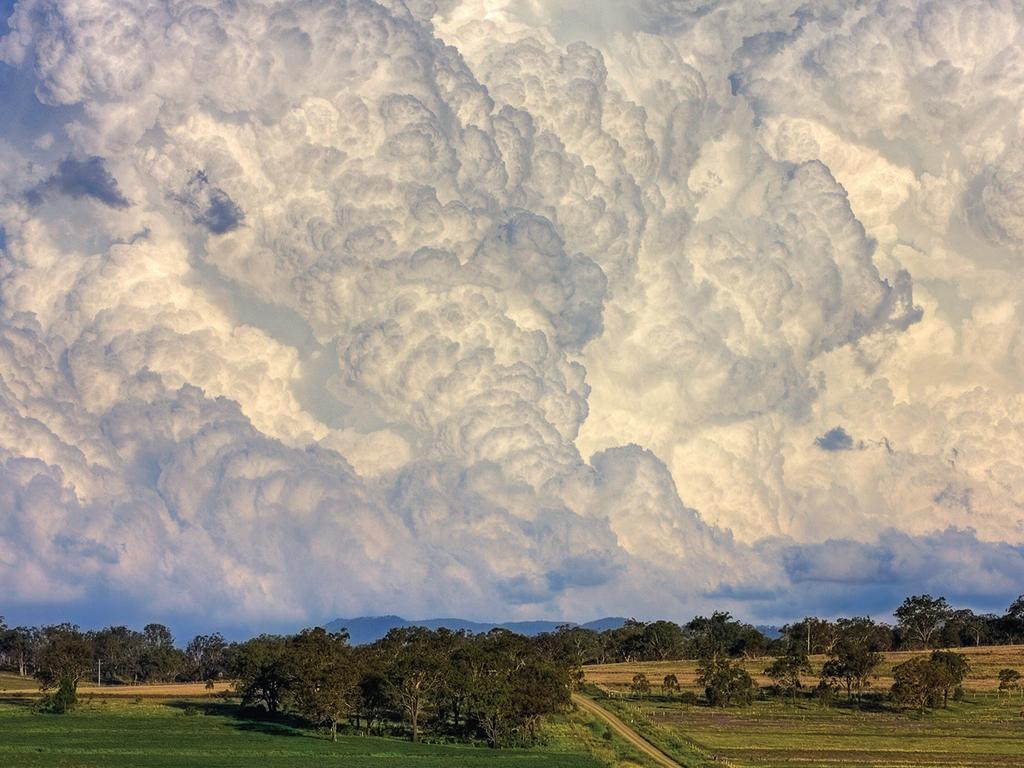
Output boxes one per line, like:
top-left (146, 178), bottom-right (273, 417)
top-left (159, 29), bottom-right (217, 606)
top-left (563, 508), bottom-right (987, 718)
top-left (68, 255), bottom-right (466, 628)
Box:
top-left (630, 672), bottom-right (651, 698)
top-left (42, 678), bottom-right (78, 714)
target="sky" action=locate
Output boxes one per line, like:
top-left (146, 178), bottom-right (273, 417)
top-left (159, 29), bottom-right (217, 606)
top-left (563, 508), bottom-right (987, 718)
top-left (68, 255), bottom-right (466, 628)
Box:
top-left (0, 0), bottom-right (1022, 639)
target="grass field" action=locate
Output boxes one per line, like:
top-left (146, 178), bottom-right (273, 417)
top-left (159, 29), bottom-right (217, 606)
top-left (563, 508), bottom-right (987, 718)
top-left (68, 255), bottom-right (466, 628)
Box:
top-left (0, 673), bottom-right (231, 698)
top-left (3, 644), bottom-right (1021, 768)
top-left (583, 646), bottom-right (1024, 767)
top-left (584, 644), bottom-right (1024, 695)
top-left (597, 694), bottom-right (1024, 767)
top-left (0, 696), bottom-right (666, 768)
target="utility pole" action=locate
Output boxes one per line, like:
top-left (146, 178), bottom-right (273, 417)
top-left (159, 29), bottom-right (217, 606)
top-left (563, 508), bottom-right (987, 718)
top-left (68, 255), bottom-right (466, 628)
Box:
top-left (806, 620), bottom-right (811, 656)
top-left (97, 658), bottom-right (101, 687)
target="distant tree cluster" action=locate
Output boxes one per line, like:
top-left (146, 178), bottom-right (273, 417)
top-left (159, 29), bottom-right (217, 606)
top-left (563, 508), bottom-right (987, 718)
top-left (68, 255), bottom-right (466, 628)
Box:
top-left (890, 651), bottom-right (970, 711)
top-left (540, 611), bottom-right (771, 667)
top-left (233, 626), bottom-right (572, 746)
top-left (1, 591), bottom-right (1021, 722)
top-left (781, 594), bottom-right (1024, 655)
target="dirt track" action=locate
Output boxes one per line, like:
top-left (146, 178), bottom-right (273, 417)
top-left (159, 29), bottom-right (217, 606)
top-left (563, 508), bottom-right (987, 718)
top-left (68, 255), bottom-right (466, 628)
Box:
top-left (572, 693), bottom-right (684, 768)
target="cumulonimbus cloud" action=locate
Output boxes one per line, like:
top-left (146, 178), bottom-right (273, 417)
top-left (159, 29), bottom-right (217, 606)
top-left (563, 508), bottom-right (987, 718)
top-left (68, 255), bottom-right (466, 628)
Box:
top-left (0, 0), bottom-right (1022, 631)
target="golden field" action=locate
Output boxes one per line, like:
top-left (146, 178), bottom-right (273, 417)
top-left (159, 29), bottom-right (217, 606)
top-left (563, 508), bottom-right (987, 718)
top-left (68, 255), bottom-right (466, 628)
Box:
top-left (584, 644), bottom-right (1024, 694)
top-left (0, 673), bottom-right (231, 698)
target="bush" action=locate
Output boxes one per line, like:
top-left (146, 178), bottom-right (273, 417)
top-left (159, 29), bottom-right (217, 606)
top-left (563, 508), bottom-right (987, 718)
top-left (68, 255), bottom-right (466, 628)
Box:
top-left (813, 681), bottom-right (834, 706)
top-left (698, 656), bottom-right (757, 707)
top-left (42, 678), bottom-right (78, 714)
top-left (678, 691), bottom-right (699, 706)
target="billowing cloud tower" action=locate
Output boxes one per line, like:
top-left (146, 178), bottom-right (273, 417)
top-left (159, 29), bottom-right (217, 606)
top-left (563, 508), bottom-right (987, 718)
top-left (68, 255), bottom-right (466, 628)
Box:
top-left (1, 0), bottom-right (1022, 630)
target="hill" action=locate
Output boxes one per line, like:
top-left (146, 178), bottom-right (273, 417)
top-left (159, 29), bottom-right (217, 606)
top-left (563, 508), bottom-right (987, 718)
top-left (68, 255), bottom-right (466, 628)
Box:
top-left (324, 615), bottom-right (627, 645)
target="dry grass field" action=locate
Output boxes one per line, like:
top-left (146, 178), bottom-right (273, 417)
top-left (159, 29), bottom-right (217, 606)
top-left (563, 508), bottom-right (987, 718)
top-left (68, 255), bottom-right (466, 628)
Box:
top-left (584, 644), bottom-right (1024, 695)
top-left (583, 645), bottom-right (1024, 767)
top-left (0, 674), bottom-right (231, 698)
top-left (598, 693), bottom-right (1024, 767)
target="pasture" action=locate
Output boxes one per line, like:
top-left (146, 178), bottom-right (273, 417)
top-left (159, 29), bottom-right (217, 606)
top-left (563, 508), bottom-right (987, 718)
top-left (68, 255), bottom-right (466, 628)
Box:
top-left (583, 645), bottom-right (1024, 767)
top-left (584, 644), bottom-right (1024, 694)
top-left (0, 673), bottom-right (231, 698)
top-left (597, 694), bottom-right (1024, 767)
top-left (0, 695), bottom-right (661, 768)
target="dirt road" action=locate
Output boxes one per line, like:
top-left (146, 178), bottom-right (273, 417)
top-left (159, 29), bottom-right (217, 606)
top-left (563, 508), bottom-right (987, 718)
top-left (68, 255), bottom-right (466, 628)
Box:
top-left (572, 693), bottom-right (684, 768)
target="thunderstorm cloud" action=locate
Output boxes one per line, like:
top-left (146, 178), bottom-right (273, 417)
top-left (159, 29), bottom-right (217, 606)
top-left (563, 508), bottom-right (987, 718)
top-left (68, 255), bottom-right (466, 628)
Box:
top-left (1, 0), bottom-right (1023, 632)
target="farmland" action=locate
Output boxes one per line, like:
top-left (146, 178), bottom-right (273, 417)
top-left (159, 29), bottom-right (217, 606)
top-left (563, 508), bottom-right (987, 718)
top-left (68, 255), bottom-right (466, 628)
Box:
top-left (581, 645), bottom-right (1024, 767)
top-left (584, 644), bottom-right (1024, 694)
top-left (593, 693), bottom-right (1024, 767)
top-left (0, 696), bottom-right (664, 768)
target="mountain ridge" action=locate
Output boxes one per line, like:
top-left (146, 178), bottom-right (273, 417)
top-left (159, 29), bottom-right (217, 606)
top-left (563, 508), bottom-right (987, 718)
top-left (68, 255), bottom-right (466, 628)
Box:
top-left (323, 615), bottom-right (627, 645)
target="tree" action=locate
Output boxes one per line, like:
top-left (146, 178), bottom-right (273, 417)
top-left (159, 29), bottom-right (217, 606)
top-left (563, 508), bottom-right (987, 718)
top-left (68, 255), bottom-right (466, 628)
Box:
top-left (895, 595), bottom-right (951, 649)
top-left (638, 621), bottom-right (687, 661)
top-left (891, 656), bottom-right (942, 711)
top-left (783, 617), bottom-right (837, 656)
top-left (356, 669), bottom-right (391, 736)
top-left (290, 628), bottom-right (358, 741)
top-left (380, 627), bottom-right (445, 742)
top-left (697, 655), bottom-right (756, 707)
top-left (541, 625), bottom-right (603, 667)
top-left (630, 672), bottom-right (651, 698)
top-left (1005, 595), bottom-right (1024, 641)
top-left (459, 631), bottom-right (570, 749)
top-left (509, 656), bottom-right (570, 745)
top-left (93, 626), bottom-right (144, 684)
top-left (34, 624), bottom-right (93, 712)
top-left (941, 609), bottom-right (990, 648)
top-left (820, 618), bottom-right (884, 701)
top-left (997, 668), bottom-right (1021, 699)
top-left (232, 635), bottom-right (293, 714)
top-left (662, 673), bottom-right (680, 698)
top-left (0, 625), bottom-right (37, 677)
top-left (604, 620), bottom-right (648, 663)
top-left (766, 649), bottom-right (812, 703)
top-left (138, 624), bottom-right (183, 682)
top-left (1007, 595), bottom-right (1024, 623)
top-left (928, 650), bottom-right (969, 707)
top-left (471, 667), bottom-right (515, 748)
top-left (686, 612), bottom-right (768, 659)
top-left (185, 633), bottom-right (228, 682)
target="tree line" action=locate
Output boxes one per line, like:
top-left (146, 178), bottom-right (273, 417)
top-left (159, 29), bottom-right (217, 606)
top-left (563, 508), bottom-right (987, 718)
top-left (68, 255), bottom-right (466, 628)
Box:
top-left (1, 592), bottom-right (1021, 731)
top-left (538, 593), bottom-right (1024, 667)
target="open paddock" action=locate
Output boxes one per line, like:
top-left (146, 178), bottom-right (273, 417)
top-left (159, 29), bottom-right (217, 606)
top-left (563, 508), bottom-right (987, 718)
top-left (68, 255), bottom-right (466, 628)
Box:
top-left (584, 644), bottom-right (1024, 695)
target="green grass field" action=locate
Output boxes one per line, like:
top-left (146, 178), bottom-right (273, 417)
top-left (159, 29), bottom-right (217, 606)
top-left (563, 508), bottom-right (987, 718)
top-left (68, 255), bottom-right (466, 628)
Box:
top-left (598, 693), bottom-right (1024, 767)
top-left (0, 698), bottom-right (634, 768)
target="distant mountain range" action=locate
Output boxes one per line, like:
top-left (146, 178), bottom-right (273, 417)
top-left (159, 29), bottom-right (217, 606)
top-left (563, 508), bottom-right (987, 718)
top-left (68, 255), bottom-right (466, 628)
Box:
top-left (323, 615), bottom-right (627, 645)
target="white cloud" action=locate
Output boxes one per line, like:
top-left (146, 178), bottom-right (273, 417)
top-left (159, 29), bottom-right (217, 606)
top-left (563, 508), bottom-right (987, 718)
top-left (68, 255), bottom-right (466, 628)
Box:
top-left (1, 0), bottom-right (1023, 630)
